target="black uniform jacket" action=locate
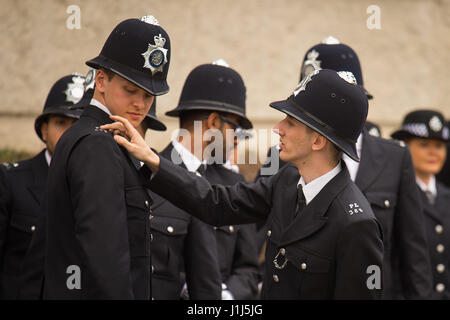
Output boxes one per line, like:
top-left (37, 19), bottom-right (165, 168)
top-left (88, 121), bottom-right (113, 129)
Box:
top-left (257, 130), bottom-right (432, 299)
top-left (44, 106), bottom-right (153, 299)
top-left (148, 144), bottom-right (221, 300)
top-left (148, 158), bottom-right (384, 299)
top-left (419, 182), bottom-right (450, 299)
top-left (355, 130), bottom-right (432, 299)
top-left (205, 163), bottom-right (259, 300)
top-left (0, 150), bottom-right (47, 299)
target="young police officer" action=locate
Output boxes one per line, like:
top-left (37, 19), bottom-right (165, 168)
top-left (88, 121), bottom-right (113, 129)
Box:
top-left (44, 16), bottom-right (171, 299)
top-left (0, 74), bottom-right (83, 299)
top-left (102, 69), bottom-right (384, 299)
top-left (258, 37), bottom-right (432, 299)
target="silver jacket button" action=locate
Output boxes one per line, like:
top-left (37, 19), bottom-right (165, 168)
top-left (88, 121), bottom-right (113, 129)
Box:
top-left (267, 230), bottom-right (272, 237)
top-left (301, 263), bottom-right (307, 270)
top-left (437, 264), bottom-right (445, 273)
top-left (436, 283), bottom-right (445, 293)
top-left (167, 226), bottom-right (174, 233)
top-left (31, 225), bottom-right (36, 232)
top-left (435, 225), bottom-right (443, 234)
top-left (436, 244), bottom-right (445, 253)
top-left (273, 275), bottom-right (279, 283)
top-left (228, 225), bottom-right (234, 233)
top-left (384, 200), bottom-right (390, 208)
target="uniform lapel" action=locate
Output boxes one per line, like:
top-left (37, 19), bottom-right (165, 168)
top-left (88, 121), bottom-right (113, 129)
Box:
top-left (279, 164), bottom-right (351, 247)
top-left (355, 130), bottom-right (387, 192)
top-left (27, 150), bottom-right (48, 207)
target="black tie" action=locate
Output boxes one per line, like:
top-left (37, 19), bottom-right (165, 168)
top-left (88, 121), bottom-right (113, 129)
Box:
top-left (295, 185), bottom-right (307, 218)
top-left (197, 164), bottom-right (206, 177)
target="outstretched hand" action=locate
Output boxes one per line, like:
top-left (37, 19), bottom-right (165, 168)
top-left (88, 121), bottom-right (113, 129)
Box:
top-left (100, 115), bottom-right (160, 173)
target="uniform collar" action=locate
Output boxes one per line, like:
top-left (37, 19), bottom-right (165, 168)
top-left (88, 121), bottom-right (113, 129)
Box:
top-left (297, 161), bottom-right (342, 205)
top-left (416, 175), bottom-right (437, 198)
top-left (90, 98), bottom-right (112, 116)
top-left (171, 139), bottom-right (205, 173)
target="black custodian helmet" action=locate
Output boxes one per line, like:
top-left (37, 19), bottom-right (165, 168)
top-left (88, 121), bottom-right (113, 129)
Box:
top-left (270, 69), bottom-right (368, 162)
top-left (300, 36), bottom-right (372, 99)
top-left (165, 59), bottom-right (252, 129)
top-left (86, 15), bottom-right (171, 96)
top-left (35, 74), bottom-right (85, 141)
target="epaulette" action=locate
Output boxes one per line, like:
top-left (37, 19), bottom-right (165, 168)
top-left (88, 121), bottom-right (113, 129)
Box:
top-left (390, 139), bottom-right (406, 147)
top-left (94, 126), bottom-right (111, 134)
top-left (1, 162), bottom-right (19, 170)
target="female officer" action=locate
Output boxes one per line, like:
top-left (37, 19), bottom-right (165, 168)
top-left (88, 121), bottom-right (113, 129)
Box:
top-left (392, 109), bottom-right (450, 299)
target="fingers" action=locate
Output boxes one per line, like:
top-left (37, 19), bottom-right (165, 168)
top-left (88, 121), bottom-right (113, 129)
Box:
top-left (100, 122), bottom-right (125, 132)
top-left (114, 134), bottom-right (133, 150)
top-left (110, 115), bottom-right (136, 135)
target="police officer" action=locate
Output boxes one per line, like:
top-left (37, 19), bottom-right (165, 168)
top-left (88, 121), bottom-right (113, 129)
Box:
top-left (44, 15), bottom-right (171, 299)
top-left (392, 110), bottom-right (450, 299)
top-left (17, 69), bottom-right (96, 300)
top-left (103, 69), bottom-right (384, 299)
top-left (0, 74), bottom-right (83, 299)
top-left (155, 60), bottom-right (259, 300)
top-left (260, 37), bottom-right (432, 299)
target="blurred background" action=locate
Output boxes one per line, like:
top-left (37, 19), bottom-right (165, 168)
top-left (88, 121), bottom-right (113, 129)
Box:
top-left (1, 0), bottom-right (449, 177)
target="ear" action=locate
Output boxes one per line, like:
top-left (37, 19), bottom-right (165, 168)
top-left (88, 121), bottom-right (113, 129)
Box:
top-left (95, 69), bottom-right (108, 94)
top-left (206, 112), bottom-right (221, 130)
top-left (41, 122), bottom-right (49, 143)
top-left (311, 133), bottom-right (327, 152)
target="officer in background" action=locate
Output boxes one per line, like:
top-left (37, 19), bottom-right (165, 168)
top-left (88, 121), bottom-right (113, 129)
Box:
top-left (259, 37), bottom-right (432, 299)
top-left (44, 15), bottom-right (171, 299)
top-left (16, 69), bottom-right (96, 300)
top-left (136, 94), bottom-right (223, 300)
top-left (392, 110), bottom-right (450, 299)
top-left (158, 60), bottom-right (259, 300)
top-left (0, 74), bottom-right (83, 299)
top-left (103, 69), bottom-right (384, 299)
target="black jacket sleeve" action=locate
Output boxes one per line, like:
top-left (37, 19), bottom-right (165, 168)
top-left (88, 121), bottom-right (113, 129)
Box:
top-left (149, 157), bottom-right (273, 227)
top-left (184, 217), bottom-right (222, 299)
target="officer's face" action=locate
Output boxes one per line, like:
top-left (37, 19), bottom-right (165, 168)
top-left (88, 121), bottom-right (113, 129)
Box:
top-left (96, 70), bottom-right (154, 128)
top-left (273, 115), bottom-right (316, 164)
top-left (407, 138), bottom-right (447, 176)
top-left (41, 115), bottom-right (77, 155)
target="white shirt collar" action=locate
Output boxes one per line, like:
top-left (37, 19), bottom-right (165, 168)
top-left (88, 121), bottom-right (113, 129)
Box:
top-left (90, 98), bottom-right (112, 116)
top-left (297, 161), bottom-right (342, 205)
top-left (416, 175), bottom-right (437, 198)
top-left (45, 149), bottom-right (51, 166)
top-left (172, 139), bottom-right (204, 173)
